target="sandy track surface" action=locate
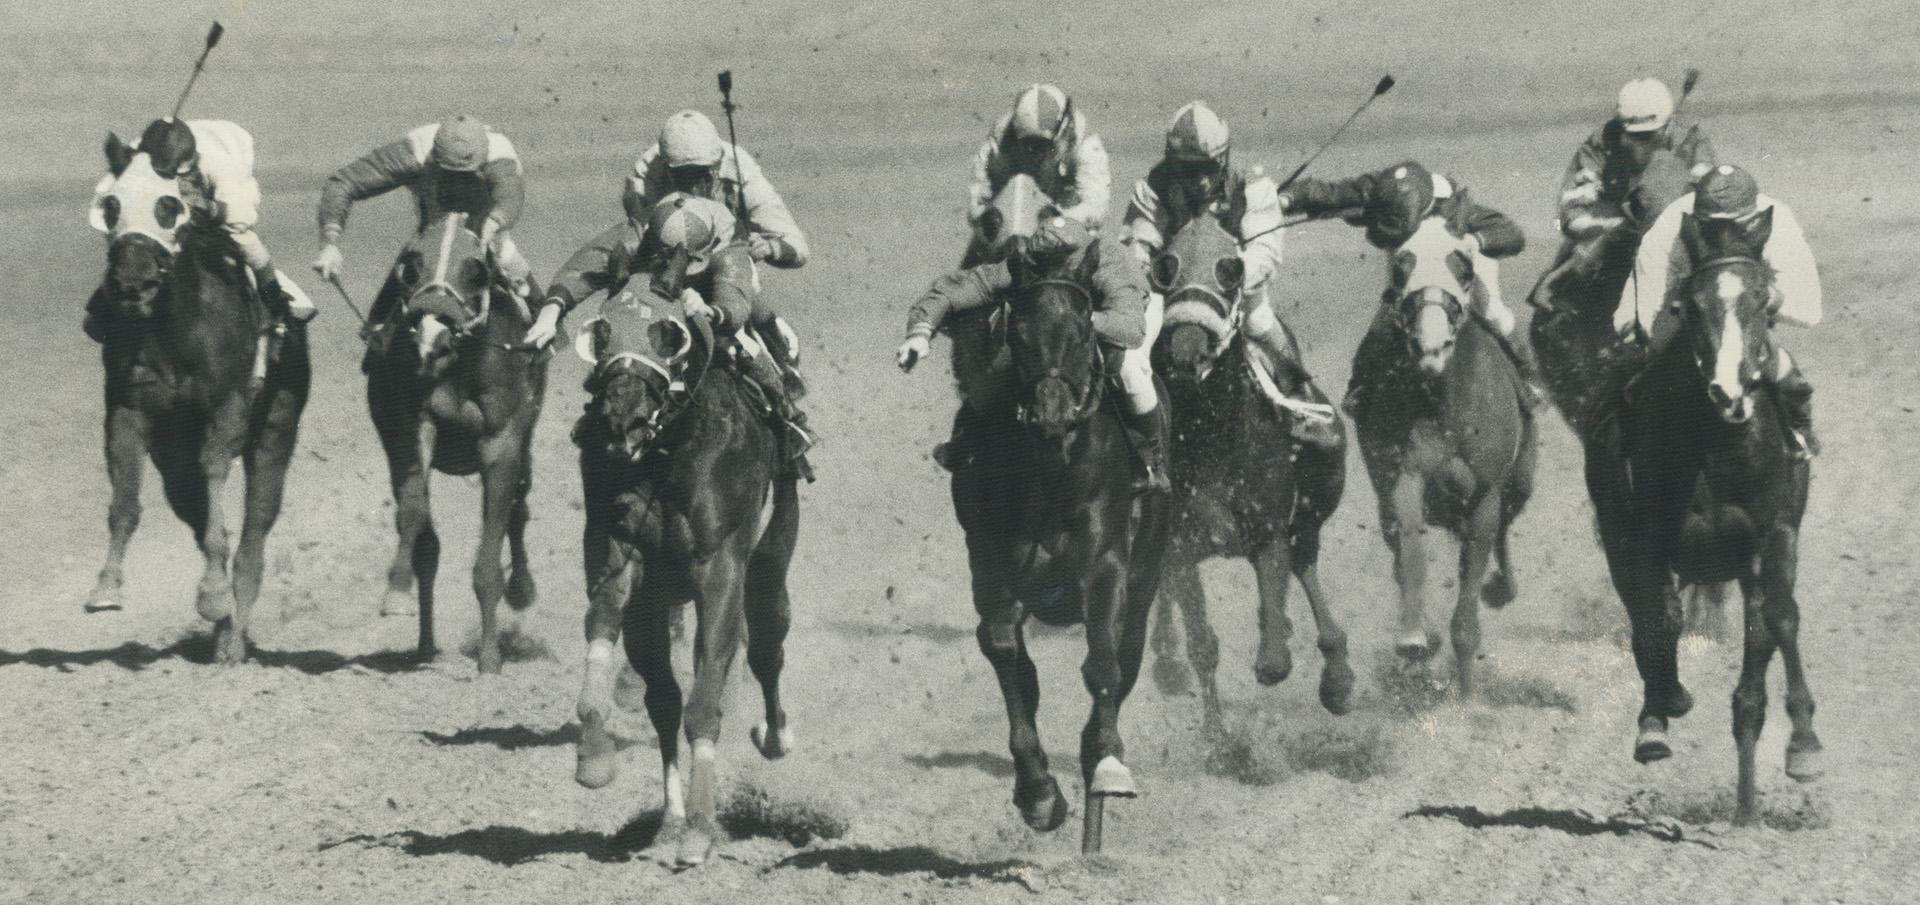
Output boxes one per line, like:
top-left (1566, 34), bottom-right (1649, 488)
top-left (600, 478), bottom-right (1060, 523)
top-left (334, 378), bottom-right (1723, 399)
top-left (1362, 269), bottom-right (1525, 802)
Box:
top-left (4, 2), bottom-right (1919, 902)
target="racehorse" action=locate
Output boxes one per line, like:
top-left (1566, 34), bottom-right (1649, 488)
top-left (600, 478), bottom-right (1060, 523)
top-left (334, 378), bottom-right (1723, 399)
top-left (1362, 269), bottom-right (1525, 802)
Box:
top-left (84, 133), bottom-right (310, 664)
top-left (948, 241), bottom-right (1172, 854)
top-left (1582, 208), bottom-right (1821, 825)
top-left (1528, 146), bottom-right (1696, 431)
top-left (1350, 214), bottom-right (1537, 697)
top-left (569, 279), bottom-right (799, 868)
top-left (365, 213), bottom-right (548, 673)
top-left (1146, 212), bottom-right (1354, 728)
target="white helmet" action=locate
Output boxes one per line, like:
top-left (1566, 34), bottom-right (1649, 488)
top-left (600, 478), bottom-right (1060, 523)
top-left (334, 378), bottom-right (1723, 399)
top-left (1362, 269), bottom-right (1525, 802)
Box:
top-left (1007, 83), bottom-right (1071, 141)
top-left (1615, 78), bottom-right (1674, 133)
top-left (1165, 101), bottom-right (1230, 162)
top-left (659, 110), bottom-right (725, 167)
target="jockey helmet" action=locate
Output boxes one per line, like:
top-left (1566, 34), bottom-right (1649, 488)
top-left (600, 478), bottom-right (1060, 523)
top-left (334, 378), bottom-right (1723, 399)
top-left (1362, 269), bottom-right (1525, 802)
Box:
top-left (1695, 164), bottom-right (1760, 220)
top-left (138, 117), bottom-right (197, 176)
top-left (1164, 101), bottom-right (1229, 162)
top-left (660, 110), bottom-right (726, 168)
top-left (1007, 83), bottom-right (1072, 143)
top-left (430, 115), bottom-right (490, 172)
top-left (1372, 161), bottom-right (1437, 225)
top-left (1615, 78), bottom-right (1674, 133)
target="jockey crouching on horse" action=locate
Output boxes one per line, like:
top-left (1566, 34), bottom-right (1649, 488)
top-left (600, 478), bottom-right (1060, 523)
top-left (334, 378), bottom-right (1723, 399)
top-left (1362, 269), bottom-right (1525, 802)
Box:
top-left (1613, 164), bottom-right (1823, 459)
top-left (312, 115), bottom-right (538, 360)
top-left (545, 194), bottom-right (816, 479)
top-left (1538, 78), bottom-right (1717, 306)
top-left (963, 83), bottom-right (1110, 266)
top-left (1121, 100), bottom-right (1340, 448)
top-left (898, 211), bottom-right (1168, 494)
top-left (1277, 160), bottom-right (1538, 413)
top-left (87, 117), bottom-right (315, 342)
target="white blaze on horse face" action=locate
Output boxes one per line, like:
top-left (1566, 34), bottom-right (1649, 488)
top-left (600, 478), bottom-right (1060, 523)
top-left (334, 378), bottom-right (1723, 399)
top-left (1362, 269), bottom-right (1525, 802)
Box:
top-left (1395, 217), bottom-right (1472, 302)
top-left (101, 154), bottom-right (186, 251)
top-left (1711, 272), bottom-right (1747, 405)
top-left (1416, 302), bottom-right (1454, 375)
top-left (417, 313), bottom-right (449, 359)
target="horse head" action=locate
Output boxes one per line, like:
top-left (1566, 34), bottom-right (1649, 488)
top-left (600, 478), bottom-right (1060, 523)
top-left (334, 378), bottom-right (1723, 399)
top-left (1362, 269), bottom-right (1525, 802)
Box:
top-left (1006, 241), bottom-right (1103, 440)
top-left (574, 276), bottom-right (710, 462)
top-left (95, 133), bottom-right (191, 320)
top-left (1149, 212), bottom-right (1246, 383)
top-left (1678, 207), bottom-right (1776, 424)
top-left (393, 213), bottom-right (493, 377)
top-left (1389, 214), bottom-right (1477, 377)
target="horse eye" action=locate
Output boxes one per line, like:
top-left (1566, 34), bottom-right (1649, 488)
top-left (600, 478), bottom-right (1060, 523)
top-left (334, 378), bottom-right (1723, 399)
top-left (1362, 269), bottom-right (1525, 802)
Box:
top-left (397, 260), bottom-right (420, 285)
top-left (1213, 256), bottom-right (1245, 291)
top-left (101, 196), bottom-right (121, 229)
top-left (154, 196), bottom-right (184, 229)
top-left (1149, 253), bottom-right (1180, 292)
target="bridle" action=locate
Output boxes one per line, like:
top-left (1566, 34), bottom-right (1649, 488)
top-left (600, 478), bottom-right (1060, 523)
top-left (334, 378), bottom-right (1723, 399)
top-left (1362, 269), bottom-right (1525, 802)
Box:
top-left (1012, 277), bottom-right (1105, 427)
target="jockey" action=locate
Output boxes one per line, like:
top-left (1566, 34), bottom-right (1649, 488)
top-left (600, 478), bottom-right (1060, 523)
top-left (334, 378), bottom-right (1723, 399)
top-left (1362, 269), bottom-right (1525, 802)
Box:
top-left (962, 83), bottom-right (1111, 266)
top-left (1121, 100), bottom-right (1339, 448)
top-left (86, 117), bottom-right (315, 339)
top-left (312, 115), bottom-right (542, 347)
top-left (622, 109), bottom-right (810, 271)
top-left (1544, 77), bottom-right (1717, 294)
top-left (1277, 160), bottom-right (1536, 409)
top-left (1613, 164), bottom-right (1822, 458)
top-left (897, 214), bottom-right (1168, 493)
top-left (546, 193), bottom-right (815, 469)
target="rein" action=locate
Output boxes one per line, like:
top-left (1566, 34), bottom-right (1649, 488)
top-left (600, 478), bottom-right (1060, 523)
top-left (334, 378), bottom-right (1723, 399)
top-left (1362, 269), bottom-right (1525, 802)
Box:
top-left (1015, 278), bottom-right (1107, 427)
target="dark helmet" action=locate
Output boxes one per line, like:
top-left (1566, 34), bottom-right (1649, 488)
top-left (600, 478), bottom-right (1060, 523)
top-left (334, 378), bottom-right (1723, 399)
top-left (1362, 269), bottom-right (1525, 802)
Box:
top-left (1694, 164), bottom-right (1761, 220)
top-left (138, 118), bottom-right (197, 177)
top-left (1364, 161), bottom-right (1438, 247)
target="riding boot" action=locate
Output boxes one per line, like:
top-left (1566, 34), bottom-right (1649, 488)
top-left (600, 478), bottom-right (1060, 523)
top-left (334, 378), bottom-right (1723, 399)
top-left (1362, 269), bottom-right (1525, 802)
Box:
top-left (1121, 406), bottom-right (1172, 495)
top-left (933, 407), bottom-right (973, 472)
top-left (742, 353), bottom-right (816, 481)
top-left (1243, 321), bottom-right (1342, 450)
top-left (1774, 366), bottom-right (1820, 460)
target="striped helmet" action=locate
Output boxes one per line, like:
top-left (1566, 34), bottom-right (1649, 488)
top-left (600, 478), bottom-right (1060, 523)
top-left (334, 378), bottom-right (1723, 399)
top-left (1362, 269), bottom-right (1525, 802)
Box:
top-left (430, 115), bottom-right (489, 172)
top-left (1615, 78), bottom-right (1674, 133)
top-left (1165, 101), bottom-right (1229, 162)
top-left (1007, 83), bottom-right (1072, 141)
top-left (646, 193), bottom-right (730, 253)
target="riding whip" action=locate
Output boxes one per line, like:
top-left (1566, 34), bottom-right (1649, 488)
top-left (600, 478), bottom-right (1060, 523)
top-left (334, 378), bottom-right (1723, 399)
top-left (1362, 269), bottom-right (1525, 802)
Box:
top-left (716, 71), bottom-right (752, 229)
top-left (170, 22), bottom-right (225, 120)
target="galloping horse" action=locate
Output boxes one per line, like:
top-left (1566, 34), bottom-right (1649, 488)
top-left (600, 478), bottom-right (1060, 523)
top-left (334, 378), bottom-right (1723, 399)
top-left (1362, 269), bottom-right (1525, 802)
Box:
top-left (365, 213), bottom-right (548, 672)
top-left (949, 243), bottom-right (1171, 854)
top-left (1351, 214), bottom-right (1536, 697)
top-left (84, 133), bottom-right (310, 664)
top-left (570, 279), bottom-right (799, 868)
top-left (1583, 208), bottom-right (1820, 825)
top-left (1529, 146), bottom-right (1695, 430)
top-left (1146, 212), bottom-right (1354, 726)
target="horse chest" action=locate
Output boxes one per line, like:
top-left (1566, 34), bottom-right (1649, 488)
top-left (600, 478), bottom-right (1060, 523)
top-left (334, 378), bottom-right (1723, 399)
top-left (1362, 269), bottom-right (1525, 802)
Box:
top-left (425, 384), bottom-right (487, 430)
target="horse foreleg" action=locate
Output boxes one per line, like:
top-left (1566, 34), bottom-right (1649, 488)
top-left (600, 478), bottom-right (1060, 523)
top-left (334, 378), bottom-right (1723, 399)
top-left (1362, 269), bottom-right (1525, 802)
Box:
top-left (676, 546), bottom-right (751, 867)
top-left (1731, 575), bottom-right (1778, 826)
top-left (197, 398), bottom-right (249, 661)
top-left (745, 480), bottom-right (800, 760)
top-left (379, 415), bottom-right (434, 626)
top-left (625, 576), bottom-right (686, 825)
top-left (504, 442), bottom-right (537, 612)
top-left (229, 387), bottom-right (302, 665)
top-left (1292, 556), bottom-right (1355, 716)
top-left (1762, 525), bottom-right (1823, 786)
top-left (1161, 558), bottom-right (1220, 730)
top-left (1079, 553), bottom-right (1137, 855)
top-left (1610, 549), bottom-right (1692, 763)
top-left (1451, 493), bottom-right (1501, 699)
top-left (972, 546), bottom-right (1064, 834)
top-left (87, 405), bottom-right (150, 613)
top-left (1388, 471), bottom-right (1437, 659)
top-left (1249, 540), bottom-right (1297, 687)
top-left (471, 442), bottom-right (521, 676)
top-left (576, 525), bottom-right (638, 790)
top-left (1149, 562), bottom-right (1189, 696)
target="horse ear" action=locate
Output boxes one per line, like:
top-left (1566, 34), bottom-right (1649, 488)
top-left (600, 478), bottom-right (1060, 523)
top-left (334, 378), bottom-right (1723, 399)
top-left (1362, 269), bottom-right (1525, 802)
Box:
top-left (1742, 206), bottom-right (1775, 251)
top-left (104, 132), bottom-right (134, 177)
top-left (1678, 212), bottom-right (1709, 264)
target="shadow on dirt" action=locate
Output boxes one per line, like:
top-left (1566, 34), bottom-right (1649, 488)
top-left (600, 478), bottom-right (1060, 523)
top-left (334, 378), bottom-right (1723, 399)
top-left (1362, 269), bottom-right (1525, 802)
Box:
top-left (322, 811), bottom-right (668, 866)
top-left (0, 638), bottom-right (432, 675)
top-left (772, 846), bottom-right (1033, 883)
top-left (1405, 804), bottom-right (1718, 848)
top-left (903, 751), bottom-right (1016, 777)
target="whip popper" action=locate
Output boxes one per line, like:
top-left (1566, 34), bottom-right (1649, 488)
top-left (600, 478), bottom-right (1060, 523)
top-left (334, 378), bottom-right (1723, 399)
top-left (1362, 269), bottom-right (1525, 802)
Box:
top-left (170, 22), bottom-right (224, 119)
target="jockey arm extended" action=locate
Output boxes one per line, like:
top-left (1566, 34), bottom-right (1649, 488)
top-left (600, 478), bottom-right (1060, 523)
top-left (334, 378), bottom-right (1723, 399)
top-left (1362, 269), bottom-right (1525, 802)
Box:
top-left (903, 240), bottom-right (1145, 348)
top-left (545, 221), bottom-right (642, 317)
top-left (317, 141), bottom-right (526, 244)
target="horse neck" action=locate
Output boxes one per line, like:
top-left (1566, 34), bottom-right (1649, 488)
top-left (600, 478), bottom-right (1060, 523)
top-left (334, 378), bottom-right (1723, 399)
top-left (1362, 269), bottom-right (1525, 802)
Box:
top-left (164, 234), bottom-right (255, 337)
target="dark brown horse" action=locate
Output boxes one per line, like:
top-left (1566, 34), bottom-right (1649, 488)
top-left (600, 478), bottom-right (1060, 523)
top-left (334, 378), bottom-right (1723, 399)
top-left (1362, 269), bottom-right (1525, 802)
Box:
top-left (947, 245), bottom-right (1172, 854)
top-left (1528, 146), bottom-right (1695, 431)
top-left (365, 213), bottom-right (548, 672)
top-left (84, 134), bottom-right (310, 664)
top-left (570, 279), bottom-right (799, 868)
top-left (1351, 215), bottom-right (1536, 697)
top-left (1146, 213), bottom-right (1354, 727)
top-left (1583, 208), bottom-right (1820, 825)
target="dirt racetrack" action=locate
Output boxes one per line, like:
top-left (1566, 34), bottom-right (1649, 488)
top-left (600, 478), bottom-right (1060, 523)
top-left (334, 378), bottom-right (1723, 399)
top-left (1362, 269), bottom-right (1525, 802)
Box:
top-left (4, 1), bottom-right (1920, 902)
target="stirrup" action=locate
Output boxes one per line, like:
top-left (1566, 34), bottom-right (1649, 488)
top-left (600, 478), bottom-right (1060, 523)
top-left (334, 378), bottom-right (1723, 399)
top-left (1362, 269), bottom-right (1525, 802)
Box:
top-left (1246, 352), bottom-right (1337, 423)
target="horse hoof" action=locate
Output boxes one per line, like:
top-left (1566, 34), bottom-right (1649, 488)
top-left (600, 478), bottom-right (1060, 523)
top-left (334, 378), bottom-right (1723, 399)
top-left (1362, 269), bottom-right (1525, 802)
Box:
top-left (380, 589), bottom-right (417, 617)
top-left (1253, 647), bottom-right (1293, 687)
top-left (1785, 746), bottom-right (1825, 782)
top-left (1319, 662), bottom-right (1356, 716)
top-left (506, 574), bottom-right (537, 611)
top-left (1395, 631), bottom-right (1438, 661)
top-left (1151, 657), bottom-right (1196, 697)
top-left (750, 722), bottom-right (795, 760)
top-left (1481, 571), bottom-right (1517, 608)
top-left (1088, 756), bottom-right (1138, 798)
top-left (196, 588), bottom-right (233, 623)
top-left (83, 593), bottom-right (123, 613)
top-left (1633, 720), bottom-right (1673, 765)
top-left (674, 826), bottom-right (715, 868)
top-left (1014, 775), bottom-right (1068, 832)
top-left (477, 647), bottom-right (504, 676)
top-left (575, 717), bottom-right (618, 789)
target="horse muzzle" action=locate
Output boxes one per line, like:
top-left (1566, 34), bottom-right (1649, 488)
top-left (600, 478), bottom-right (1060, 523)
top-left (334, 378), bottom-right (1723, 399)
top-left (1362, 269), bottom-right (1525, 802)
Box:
top-left (1021, 377), bottom-right (1082, 438)
top-left (1707, 380), bottom-right (1755, 424)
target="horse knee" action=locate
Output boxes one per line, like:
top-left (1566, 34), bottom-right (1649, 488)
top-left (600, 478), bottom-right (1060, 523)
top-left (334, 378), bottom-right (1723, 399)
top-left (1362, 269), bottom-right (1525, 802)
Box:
top-left (1730, 685), bottom-right (1768, 735)
top-left (976, 620), bottom-right (1020, 661)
